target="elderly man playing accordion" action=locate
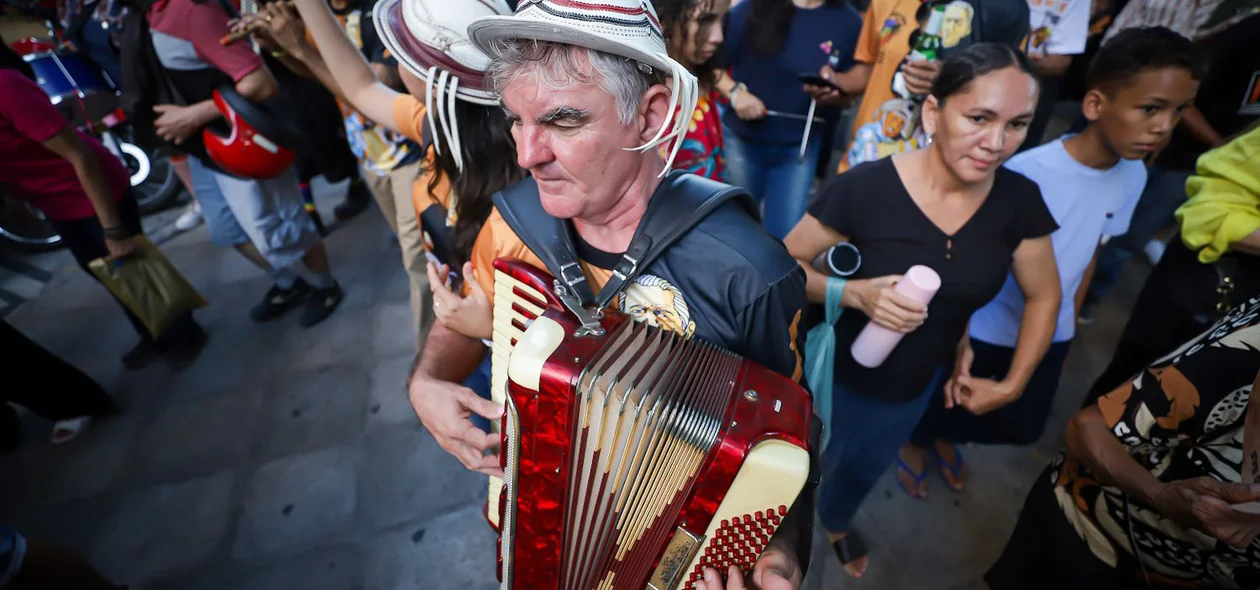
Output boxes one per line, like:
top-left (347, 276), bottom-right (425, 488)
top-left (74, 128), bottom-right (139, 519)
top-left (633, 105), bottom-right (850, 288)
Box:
top-left (342, 0), bottom-right (815, 588)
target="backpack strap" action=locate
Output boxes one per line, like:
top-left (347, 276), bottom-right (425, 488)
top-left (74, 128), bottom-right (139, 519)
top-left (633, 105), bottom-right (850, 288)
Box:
top-left (492, 171), bottom-right (757, 336)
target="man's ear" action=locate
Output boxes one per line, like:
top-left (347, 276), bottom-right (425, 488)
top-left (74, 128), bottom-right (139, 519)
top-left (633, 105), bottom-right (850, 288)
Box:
top-left (637, 84), bottom-right (674, 145)
top-left (1082, 87), bottom-right (1106, 123)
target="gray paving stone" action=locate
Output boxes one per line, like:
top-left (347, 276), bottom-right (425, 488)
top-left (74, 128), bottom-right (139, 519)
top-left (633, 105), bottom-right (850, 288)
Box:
top-left (367, 354), bottom-right (417, 430)
top-left (91, 471), bottom-right (235, 584)
top-left (233, 446), bottom-right (358, 562)
top-left (3, 494), bottom-right (118, 555)
top-left (274, 306), bottom-right (374, 372)
top-left (372, 303), bottom-right (414, 359)
top-left (357, 425), bottom-right (485, 532)
top-left (363, 506), bottom-right (499, 590)
top-left (130, 385), bottom-right (265, 485)
top-left (20, 413), bottom-right (138, 506)
top-left (257, 363), bottom-right (369, 457)
top-left (217, 248), bottom-right (267, 284)
top-left (148, 545), bottom-right (364, 590)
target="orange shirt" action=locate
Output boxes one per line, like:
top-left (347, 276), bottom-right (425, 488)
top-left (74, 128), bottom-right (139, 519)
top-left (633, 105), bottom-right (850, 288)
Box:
top-left (467, 208), bottom-right (614, 300)
top-left (391, 94), bottom-right (452, 220)
top-left (838, 0), bottom-right (924, 173)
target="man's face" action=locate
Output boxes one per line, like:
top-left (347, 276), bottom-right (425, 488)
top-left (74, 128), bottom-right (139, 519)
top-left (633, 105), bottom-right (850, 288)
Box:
top-left (1091, 68), bottom-right (1200, 160)
top-left (501, 59), bottom-right (658, 220)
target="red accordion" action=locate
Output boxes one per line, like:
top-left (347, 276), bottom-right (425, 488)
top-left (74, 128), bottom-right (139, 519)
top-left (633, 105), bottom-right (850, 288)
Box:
top-left (487, 259), bottom-right (813, 590)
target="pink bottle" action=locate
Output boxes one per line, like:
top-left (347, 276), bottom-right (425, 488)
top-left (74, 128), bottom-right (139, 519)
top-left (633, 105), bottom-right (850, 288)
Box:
top-left (850, 265), bottom-right (941, 368)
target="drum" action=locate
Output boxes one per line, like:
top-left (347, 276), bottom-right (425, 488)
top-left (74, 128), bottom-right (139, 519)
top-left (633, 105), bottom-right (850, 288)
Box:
top-left (23, 51), bottom-right (116, 105)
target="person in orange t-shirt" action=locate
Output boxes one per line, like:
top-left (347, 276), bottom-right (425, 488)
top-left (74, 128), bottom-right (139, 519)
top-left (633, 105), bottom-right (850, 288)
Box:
top-left (805, 0), bottom-right (1029, 173)
top-left (269, 0), bottom-right (522, 411)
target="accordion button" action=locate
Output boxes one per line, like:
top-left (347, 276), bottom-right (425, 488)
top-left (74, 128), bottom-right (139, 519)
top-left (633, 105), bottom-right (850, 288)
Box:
top-left (778, 505), bottom-right (788, 515)
top-left (755, 510), bottom-right (764, 520)
top-left (721, 519), bottom-right (729, 527)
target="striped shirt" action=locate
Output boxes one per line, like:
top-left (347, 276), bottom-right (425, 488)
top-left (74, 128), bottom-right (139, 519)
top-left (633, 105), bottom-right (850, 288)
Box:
top-left (1102, 0), bottom-right (1259, 43)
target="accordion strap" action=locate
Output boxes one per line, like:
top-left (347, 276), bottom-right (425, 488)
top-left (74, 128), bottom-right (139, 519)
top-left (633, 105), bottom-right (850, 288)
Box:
top-left (493, 172), bottom-right (757, 325)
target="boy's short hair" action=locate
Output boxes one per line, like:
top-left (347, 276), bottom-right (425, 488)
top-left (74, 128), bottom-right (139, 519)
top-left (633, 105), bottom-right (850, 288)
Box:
top-left (1085, 27), bottom-right (1207, 93)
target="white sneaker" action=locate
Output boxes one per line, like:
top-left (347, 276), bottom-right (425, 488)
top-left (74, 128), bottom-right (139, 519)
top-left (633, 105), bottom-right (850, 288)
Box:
top-left (175, 201), bottom-right (203, 231)
top-left (1143, 238), bottom-right (1167, 265)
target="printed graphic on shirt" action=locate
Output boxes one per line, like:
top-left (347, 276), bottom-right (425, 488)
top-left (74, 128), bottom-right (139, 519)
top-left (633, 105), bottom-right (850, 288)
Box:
top-left (618, 274), bottom-right (698, 339)
top-left (849, 0), bottom-right (974, 167)
top-left (1243, 71), bottom-right (1260, 116)
top-left (940, 0), bottom-right (975, 47)
top-left (880, 12), bottom-right (908, 44)
top-left (336, 9), bottom-right (415, 173)
top-left (1023, 0), bottom-right (1072, 55)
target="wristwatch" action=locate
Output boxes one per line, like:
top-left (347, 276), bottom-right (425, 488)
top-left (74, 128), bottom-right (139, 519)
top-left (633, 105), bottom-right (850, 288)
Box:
top-left (729, 82), bottom-right (746, 106)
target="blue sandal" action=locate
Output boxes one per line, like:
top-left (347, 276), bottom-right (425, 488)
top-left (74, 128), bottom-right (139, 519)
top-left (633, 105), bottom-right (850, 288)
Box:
top-left (935, 444), bottom-right (967, 491)
top-left (895, 456), bottom-right (928, 499)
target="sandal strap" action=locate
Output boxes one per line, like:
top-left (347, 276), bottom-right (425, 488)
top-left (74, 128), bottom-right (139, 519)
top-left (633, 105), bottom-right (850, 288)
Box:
top-left (831, 531), bottom-right (869, 565)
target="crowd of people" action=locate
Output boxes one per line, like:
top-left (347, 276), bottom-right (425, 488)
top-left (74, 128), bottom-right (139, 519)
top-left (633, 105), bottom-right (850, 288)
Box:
top-left (2, 0), bottom-right (1259, 587)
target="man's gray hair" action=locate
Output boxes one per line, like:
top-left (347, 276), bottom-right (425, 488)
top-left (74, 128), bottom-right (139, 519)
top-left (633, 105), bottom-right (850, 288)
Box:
top-left (485, 39), bottom-right (666, 124)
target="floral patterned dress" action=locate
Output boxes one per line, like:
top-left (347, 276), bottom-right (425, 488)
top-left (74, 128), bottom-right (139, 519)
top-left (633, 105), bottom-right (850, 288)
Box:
top-left (666, 90), bottom-right (727, 182)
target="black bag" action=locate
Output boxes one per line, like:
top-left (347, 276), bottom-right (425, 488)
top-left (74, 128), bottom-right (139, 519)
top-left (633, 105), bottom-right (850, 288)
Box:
top-left (119, 0), bottom-right (185, 152)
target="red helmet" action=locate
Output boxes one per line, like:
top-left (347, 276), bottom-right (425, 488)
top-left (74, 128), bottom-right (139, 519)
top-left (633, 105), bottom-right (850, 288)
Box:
top-left (203, 87), bottom-right (299, 179)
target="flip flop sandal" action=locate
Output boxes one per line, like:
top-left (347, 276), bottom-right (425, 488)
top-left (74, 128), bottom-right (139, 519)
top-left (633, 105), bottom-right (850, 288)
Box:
top-left (935, 443), bottom-right (967, 492)
top-left (895, 456), bottom-right (928, 499)
top-left (51, 416), bottom-right (92, 445)
top-left (831, 530), bottom-right (869, 578)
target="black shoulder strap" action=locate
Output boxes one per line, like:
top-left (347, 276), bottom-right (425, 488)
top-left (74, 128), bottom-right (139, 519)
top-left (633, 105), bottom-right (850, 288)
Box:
top-left (492, 172), bottom-right (757, 318)
top-left (597, 172), bottom-right (757, 307)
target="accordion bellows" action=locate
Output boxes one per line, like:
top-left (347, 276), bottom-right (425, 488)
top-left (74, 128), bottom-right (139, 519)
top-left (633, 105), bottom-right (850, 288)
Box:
top-left (488, 260), bottom-right (812, 590)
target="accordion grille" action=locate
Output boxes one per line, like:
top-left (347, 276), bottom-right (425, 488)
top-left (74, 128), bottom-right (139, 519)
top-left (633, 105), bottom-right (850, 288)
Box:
top-left (560, 320), bottom-right (741, 590)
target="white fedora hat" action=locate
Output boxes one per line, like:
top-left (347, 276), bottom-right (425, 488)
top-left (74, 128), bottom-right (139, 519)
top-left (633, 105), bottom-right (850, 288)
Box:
top-left (373, 0), bottom-right (513, 169)
top-left (466, 0), bottom-right (698, 176)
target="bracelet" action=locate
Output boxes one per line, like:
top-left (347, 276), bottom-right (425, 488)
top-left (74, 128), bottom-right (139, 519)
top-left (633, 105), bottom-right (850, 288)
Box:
top-left (103, 226), bottom-right (130, 240)
top-left (270, 49), bottom-right (289, 58)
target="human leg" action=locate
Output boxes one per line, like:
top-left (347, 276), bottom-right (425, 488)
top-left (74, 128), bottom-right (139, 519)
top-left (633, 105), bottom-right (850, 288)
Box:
top-left (817, 370), bottom-right (944, 532)
top-left (386, 161), bottom-right (430, 348)
top-left (761, 134), bottom-right (822, 239)
top-left (721, 128), bottom-right (770, 208)
top-left (0, 320), bottom-right (118, 428)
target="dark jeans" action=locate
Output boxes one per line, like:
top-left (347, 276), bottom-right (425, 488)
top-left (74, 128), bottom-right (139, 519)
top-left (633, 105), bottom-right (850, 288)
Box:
top-left (911, 338), bottom-right (1072, 447)
top-left (464, 351), bottom-right (494, 432)
top-left (46, 191), bottom-right (199, 346)
top-left (817, 369), bottom-right (944, 532)
top-left (0, 320), bottom-right (117, 446)
top-left (1084, 236), bottom-right (1260, 406)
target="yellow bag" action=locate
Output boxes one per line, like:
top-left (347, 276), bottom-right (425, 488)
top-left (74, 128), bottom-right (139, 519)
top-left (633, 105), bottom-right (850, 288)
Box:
top-left (88, 236), bottom-right (208, 339)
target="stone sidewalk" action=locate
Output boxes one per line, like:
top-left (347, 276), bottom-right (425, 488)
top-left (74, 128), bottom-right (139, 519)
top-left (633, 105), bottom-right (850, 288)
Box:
top-left (0, 185), bottom-right (1144, 590)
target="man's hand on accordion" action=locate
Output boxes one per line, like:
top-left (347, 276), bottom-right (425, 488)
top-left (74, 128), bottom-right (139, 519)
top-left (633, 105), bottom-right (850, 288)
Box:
top-left (695, 544), bottom-right (802, 590)
top-left (407, 377), bottom-right (504, 477)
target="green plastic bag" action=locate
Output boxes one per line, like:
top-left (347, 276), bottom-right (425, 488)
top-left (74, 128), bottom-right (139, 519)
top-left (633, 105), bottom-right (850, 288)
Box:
top-left (89, 236), bottom-right (208, 339)
top-left (805, 277), bottom-right (844, 449)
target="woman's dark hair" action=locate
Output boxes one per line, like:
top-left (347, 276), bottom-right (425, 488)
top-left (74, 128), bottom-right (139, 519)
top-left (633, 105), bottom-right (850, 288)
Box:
top-left (655, 0), bottom-right (719, 89)
top-left (929, 42), bottom-right (1036, 104)
top-left (0, 34), bottom-right (37, 81)
top-left (1084, 26), bottom-right (1207, 93)
top-left (747, 0), bottom-right (846, 58)
top-left (427, 101), bottom-right (525, 267)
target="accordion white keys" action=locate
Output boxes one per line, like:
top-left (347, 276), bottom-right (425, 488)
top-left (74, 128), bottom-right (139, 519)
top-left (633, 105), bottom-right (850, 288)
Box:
top-left (486, 259), bottom-right (812, 590)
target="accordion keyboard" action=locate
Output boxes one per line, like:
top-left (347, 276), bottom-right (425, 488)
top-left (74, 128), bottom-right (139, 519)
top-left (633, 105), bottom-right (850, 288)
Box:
top-left (488, 269), bottom-right (548, 531)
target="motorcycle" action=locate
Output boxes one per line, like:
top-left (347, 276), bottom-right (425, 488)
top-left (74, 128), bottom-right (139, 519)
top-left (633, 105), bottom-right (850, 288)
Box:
top-left (0, 23), bottom-right (182, 252)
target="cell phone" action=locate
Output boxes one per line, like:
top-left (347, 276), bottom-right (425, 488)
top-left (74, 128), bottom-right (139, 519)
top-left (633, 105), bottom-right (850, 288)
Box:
top-left (797, 72), bottom-right (844, 92)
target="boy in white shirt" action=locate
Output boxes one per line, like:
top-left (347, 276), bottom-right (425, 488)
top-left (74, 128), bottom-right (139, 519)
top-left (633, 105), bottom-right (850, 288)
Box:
top-left (894, 27), bottom-right (1204, 497)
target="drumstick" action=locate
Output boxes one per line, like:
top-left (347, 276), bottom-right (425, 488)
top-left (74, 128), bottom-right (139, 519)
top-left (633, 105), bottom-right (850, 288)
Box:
top-left (220, 29), bottom-right (252, 46)
top-left (218, 1), bottom-right (296, 46)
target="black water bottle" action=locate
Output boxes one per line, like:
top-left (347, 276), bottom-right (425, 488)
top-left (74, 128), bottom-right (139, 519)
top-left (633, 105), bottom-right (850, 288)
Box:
top-left (811, 242), bottom-right (861, 277)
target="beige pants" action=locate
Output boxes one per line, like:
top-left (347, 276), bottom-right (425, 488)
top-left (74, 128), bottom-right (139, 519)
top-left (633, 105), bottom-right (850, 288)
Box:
top-left (362, 160), bottom-right (432, 351)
